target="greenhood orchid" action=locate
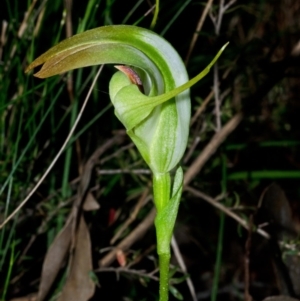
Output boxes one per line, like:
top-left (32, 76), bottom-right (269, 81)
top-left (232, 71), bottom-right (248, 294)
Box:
top-left (26, 25), bottom-right (227, 301)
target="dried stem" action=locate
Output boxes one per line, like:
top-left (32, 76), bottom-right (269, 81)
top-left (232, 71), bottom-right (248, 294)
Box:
top-left (185, 0), bottom-right (215, 65)
top-left (171, 236), bottom-right (197, 301)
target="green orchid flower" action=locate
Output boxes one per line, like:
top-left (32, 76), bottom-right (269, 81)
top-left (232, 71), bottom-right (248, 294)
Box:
top-left (26, 25), bottom-right (227, 301)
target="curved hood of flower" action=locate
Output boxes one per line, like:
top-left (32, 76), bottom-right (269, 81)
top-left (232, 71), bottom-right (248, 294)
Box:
top-left (26, 25), bottom-right (227, 173)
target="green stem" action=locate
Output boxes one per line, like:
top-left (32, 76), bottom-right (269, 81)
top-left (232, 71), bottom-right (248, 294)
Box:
top-left (158, 253), bottom-right (171, 301)
top-left (153, 172), bottom-right (171, 213)
top-left (153, 172), bottom-right (171, 301)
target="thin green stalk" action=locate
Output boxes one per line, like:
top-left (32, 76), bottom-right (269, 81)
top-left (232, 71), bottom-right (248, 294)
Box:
top-left (150, 0), bottom-right (159, 29)
top-left (78, 0), bottom-right (101, 33)
top-left (1, 239), bottom-right (16, 301)
top-left (0, 176), bottom-right (14, 270)
top-left (61, 98), bottom-right (78, 198)
top-left (153, 172), bottom-right (171, 212)
top-left (211, 154), bottom-right (227, 301)
top-left (226, 140), bottom-right (300, 150)
top-left (210, 209), bottom-right (225, 301)
top-left (153, 172), bottom-right (172, 301)
top-left (158, 253), bottom-right (171, 301)
top-left (122, 0), bottom-right (144, 24)
top-left (160, 0), bottom-right (192, 36)
top-left (228, 170), bottom-right (300, 180)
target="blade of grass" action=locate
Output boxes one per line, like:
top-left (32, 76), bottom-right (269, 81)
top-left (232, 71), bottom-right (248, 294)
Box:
top-left (210, 153), bottom-right (227, 301)
top-left (160, 0), bottom-right (192, 36)
top-left (228, 170), bottom-right (300, 180)
top-left (122, 0), bottom-right (144, 24)
top-left (150, 0), bottom-right (159, 29)
top-left (1, 238), bottom-right (17, 301)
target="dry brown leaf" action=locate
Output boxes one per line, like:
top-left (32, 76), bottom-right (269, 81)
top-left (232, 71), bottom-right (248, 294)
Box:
top-left (261, 183), bottom-right (300, 295)
top-left (37, 216), bottom-right (73, 301)
top-left (57, 215), bottom-right (95, 301)
top-left (83, 192), bottom-right (100, 211)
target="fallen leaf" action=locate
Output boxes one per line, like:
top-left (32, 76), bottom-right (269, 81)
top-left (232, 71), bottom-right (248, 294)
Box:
top-left (83, 192), bottom-right (100, 211)
top-left (57, 215), bottom-right (95, 301)
top-left (37, 216), bottom-right (72, 301)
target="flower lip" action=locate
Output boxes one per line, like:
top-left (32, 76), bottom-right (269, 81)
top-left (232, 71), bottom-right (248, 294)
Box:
top-left (115, 65), bottom-right (144, 94)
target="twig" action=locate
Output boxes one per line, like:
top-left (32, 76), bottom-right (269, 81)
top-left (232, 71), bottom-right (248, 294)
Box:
top-left (223, 0), bottom-right (237, 12)
top-left (144, 5), bottom-right (156, 17)
top-left (33, 2), bottom-right (46, 36)
top-left (99, 142), bottom-right (134, 164)
top-left (17, 0), bottom-right (38, 38)
top-left (183, 134), bottom-right (201, 164)
top-left (97, 169), bottom-right (151, 175)
top-left (190, 90), bottom-right (214, 126)
top-left (127, 245), bottom-right (157, 268)
top-left (110, 187), bottom-right (150, 244)
top-left (184, 91), bottom-right (213, 164)
top-left (210, 0), bottom-right (237, 131)
top-left (185, 0), bottom-right (214, 65)
top-left (213, 0), bottom-right (237, 35)
top-left (96, 266), bottom-right (159, 282)
top-left (171, 236), bottom-right (197, 301)
top-left (213, 63), bottom-right (222, 131)
top-left (64, 0), bottom-right (73, 38)
top-left (185, 186), bottom-right (270, 240)
top-left (184, 112), bottom-right (243, 186)
top-left (215, 0), bottom-right (224, 35)
top-left (99, 208), bottom-right (156, 267)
